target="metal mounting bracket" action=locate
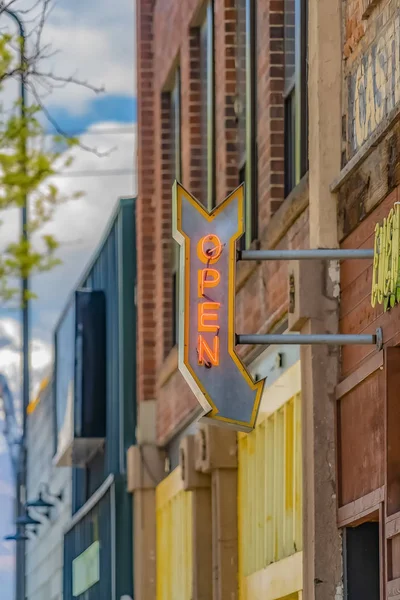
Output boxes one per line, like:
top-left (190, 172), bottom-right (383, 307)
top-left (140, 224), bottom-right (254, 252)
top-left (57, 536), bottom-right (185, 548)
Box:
top-left (236, 328), bottom-right (383, 349)
top-left (237, 248), bottom-right (374, 261)
top-left (236, 248), bottom-right (379, 349)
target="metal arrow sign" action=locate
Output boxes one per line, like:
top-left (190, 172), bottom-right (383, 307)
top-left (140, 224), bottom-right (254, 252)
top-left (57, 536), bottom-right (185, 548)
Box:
top-left (172, 182), bottom-right (264, 432)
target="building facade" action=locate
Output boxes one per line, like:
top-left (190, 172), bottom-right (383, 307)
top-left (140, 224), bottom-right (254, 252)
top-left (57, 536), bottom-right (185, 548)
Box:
top-left (335, 0), bottom-right (400, 598)
top-left (134, 0), bottom-right (400, 598)
top-left (25, 376), bottom-right (72, 600)
top-left (132, 0), bottom-right (343, 599)
top-left (22, 197), bottom-right (137, 600)
top-left (54, 197), bottom-right (136, 600)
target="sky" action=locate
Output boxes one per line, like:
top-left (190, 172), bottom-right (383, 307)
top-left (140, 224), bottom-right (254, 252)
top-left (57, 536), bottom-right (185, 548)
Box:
top-left (0, 1), bottom-right (136, 596)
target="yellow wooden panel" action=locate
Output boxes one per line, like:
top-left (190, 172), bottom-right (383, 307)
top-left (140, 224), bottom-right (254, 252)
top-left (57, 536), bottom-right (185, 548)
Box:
top-left (258, 362), bottom-right (301, 416)
top-left (156, 467), bottom-right (193, 600)
top-left (244, 552), bottom-right (303, 600)
top-left (238, 362), bottom-right (302, 600)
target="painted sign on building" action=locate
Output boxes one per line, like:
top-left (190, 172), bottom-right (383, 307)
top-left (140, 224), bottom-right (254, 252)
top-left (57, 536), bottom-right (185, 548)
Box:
top-left (371, 203), bottom-right (400, 311)
top-left (348, 9), bottom-right (400, 155)
top-left (72, 541), bottom-right (100, 597)
top-left (172, 183), bottom-right (264, 432)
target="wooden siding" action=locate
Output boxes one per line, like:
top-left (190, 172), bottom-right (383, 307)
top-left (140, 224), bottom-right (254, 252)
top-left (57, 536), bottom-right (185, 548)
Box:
top-left (340, 189), bottom-right (400, 378)
top-left (238, 362), bottom-right (302, 600)
top-left (338, 370), bottom-right (385, 506)
top-left (338, 192), bottom-right (400, 509)
top-left (156, 467), bottom-right (193, 600)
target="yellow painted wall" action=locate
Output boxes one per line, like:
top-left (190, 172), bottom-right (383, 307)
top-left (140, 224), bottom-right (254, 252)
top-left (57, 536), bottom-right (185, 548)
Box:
top-left (156, 466), bottom-right (193, 600)
top-left (238, 362), bottom-right (303, 600)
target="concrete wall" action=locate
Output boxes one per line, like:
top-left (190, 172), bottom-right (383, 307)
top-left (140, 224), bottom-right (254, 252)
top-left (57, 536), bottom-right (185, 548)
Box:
top-left (25, 380), bottom-right (72, 600)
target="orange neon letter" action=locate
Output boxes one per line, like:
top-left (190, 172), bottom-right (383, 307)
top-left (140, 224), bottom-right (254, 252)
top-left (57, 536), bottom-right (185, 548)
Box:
top-left (197, 335), bottom-right (220, 366)
top-left (198, 302), bottom-right (220, 332)
top-left (197, 234), bottom-right (223, 265)
top-left (198, 268), bottom-right (220, 297)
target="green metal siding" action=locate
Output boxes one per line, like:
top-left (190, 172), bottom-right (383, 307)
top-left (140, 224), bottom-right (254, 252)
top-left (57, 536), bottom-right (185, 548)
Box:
top-left (64, 476), bottom-right (133, 600)
top-left (71, 198), bottom-right (136, 510)
top-left (55, 198), bottom-right (136, 599)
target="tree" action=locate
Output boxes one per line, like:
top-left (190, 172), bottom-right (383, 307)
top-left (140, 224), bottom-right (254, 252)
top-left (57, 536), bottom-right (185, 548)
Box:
top-left (0, 0), bottom-right (105, 302)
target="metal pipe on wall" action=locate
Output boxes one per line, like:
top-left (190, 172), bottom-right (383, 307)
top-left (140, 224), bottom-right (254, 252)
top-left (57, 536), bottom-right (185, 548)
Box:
top-left (236, 333), bottom-right (377, 346)
top-left (238, 248), bottom-right (374, 261)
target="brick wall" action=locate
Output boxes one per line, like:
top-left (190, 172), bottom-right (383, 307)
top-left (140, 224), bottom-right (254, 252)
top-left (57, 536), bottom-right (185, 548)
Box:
top-left (257, 0), bottom-right (285, 226)
top-left (136, 0), bottom-right (157, 403)
top-left (155, 91), bottom-right (174, 363)
top-left (214, 0), bottom-right (239, 202)
top-left (136, 0), bottom-right (308, 444)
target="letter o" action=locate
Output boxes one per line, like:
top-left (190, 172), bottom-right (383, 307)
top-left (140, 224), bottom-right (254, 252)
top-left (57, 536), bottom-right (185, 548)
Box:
top-left (197, 234), bottom-right (223, 265)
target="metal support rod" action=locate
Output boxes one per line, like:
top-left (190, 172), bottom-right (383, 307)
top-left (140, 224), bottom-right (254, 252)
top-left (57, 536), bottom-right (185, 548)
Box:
top-left (236, 333), bottom-right (376, 346)
top-left (4, 9), bottom-right (28, 600)
top-left (238, 248), bottom-right (374, 261)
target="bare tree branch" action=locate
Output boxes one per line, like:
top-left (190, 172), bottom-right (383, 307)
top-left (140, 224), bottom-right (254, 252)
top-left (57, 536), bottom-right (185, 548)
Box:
top-left (0, 1), bottom-right (21, 14)
top-left (34, 0), bottom-right (51, 58)
top-left (13, 0), bottom-right (43, 15)
top-left (0, 0), bottom-right (115, 167)
top-left (32, 70), bottom-right (105, 94)
top-left (28, 82), bottom-right (114, 158)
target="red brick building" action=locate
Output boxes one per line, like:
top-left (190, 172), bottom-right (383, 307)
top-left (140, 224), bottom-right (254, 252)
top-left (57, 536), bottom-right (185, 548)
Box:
top-left (135, 0), bottom-right (309, 447)
top-left (131, 2), bottom-right (314, 599)
top-left (127, 0), bottom-right (400, 598)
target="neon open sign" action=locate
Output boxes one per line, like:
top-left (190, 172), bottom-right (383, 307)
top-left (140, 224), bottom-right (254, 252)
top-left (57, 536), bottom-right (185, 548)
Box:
top-left (197, 234), bottom-right (223, 367)
top-left (173, 183), bottom-right (264, 431)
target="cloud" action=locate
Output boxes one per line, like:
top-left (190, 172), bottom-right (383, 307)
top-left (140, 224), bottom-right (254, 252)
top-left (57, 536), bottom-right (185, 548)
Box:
top-left (0, 481), bottom-right (14, 498)
top-left (32, 121), bottom-right (136, 329)
top-left (0, 437), bottom-right (8, 457)
top-left (0, 0), bottom-right (135, 122)
top-left (0, 318), bottom-right (52, 413)
top-left (37, 0), bottom-right (135, 114)
top-left (46, 96), bottom-right (137, 135)
top-left (0, 554), bottom-right (15, 572)
top-left (0, 121), bottom-right (136, 395)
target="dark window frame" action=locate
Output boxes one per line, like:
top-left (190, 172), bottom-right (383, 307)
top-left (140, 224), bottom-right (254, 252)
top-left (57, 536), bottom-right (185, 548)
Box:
top-left (199, 1), bottom-right (215, 211)
top-left (245, 0), bottom-right (258, 245)
top-left (170, 67), bottom-right (182, 348)
top-left (284, 0), bottom-right (308, 197)
top-left (237, 0), bottom-right (258, 247)
top-left (343, 519), bottom-right (381, 600)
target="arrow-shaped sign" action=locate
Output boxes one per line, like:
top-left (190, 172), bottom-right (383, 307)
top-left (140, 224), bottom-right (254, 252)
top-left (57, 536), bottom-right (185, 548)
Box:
top-left (172, 182), bottom-right (264, 432)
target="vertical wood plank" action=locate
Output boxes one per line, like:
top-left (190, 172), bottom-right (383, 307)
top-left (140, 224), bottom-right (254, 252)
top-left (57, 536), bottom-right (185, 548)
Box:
top-left (386, 348), bottom-right (400, 517)
top-left (295, 393), bottom-right (303, 551)
top-left (266, 415), bottom-right (275, 566)
top-left (284, 399), bottom-right (295, 556)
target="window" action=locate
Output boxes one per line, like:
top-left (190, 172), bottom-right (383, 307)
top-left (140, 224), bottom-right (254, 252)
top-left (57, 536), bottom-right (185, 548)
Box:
top-left (199, 2), bottom-right (215, 210)
top-left (171, 69), bottom-right (182, 183)
top-left (284, 0), bottom-right (308, 197)
top-left (236, 0), bottom-right (257, 246)
top-left (171, 69), bottom-right (181, 347)
top-left (344, 521), bottom-right (380, 599)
